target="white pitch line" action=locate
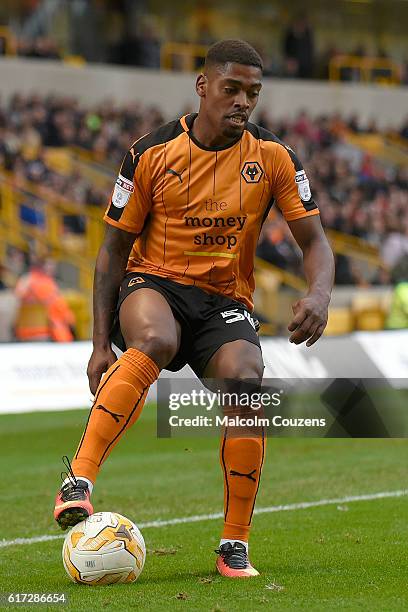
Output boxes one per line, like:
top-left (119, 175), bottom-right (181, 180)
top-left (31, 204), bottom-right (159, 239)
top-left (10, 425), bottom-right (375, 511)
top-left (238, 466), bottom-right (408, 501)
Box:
top-left (0, 489), bottom-right (406, 550)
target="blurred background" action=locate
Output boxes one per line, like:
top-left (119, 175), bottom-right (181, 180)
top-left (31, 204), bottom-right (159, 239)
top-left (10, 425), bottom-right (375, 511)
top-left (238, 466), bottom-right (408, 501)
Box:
top-left (0, 0), bottom-right (407, 349)
top-left (1, 6), bottom-right (407, 601)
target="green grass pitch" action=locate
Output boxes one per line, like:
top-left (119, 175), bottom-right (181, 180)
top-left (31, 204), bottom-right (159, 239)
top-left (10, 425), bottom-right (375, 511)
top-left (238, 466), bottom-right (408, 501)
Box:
top-left (0, 406), bottom-right (407, 611)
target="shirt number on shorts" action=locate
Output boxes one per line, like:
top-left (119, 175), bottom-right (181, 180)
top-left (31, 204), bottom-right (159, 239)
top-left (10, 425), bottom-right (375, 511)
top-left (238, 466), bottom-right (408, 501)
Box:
top-left (221, 309), bottom-right (256, 329)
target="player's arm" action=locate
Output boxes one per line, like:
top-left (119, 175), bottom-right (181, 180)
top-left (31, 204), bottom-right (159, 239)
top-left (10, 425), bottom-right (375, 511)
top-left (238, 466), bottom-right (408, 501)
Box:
top-left (87, 143), bottom-right (152, 394)
top-left (87, 225), bottom-right (136, 395)
top-left (272, 143), bottom-right (334, 346)
top-left (287, 215), bottom-right (334, 346)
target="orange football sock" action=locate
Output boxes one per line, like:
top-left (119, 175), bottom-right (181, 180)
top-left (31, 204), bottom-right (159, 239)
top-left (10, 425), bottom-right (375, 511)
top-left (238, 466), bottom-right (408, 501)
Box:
top-left (72, 348), bottom-right (159, 483)
top-left (220, 430), bottom-right (266, 542)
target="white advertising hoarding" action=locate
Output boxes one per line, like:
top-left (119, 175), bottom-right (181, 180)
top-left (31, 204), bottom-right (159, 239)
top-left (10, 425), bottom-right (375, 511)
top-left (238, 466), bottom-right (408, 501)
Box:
top-left (0, 331), bottom-right (407, 415)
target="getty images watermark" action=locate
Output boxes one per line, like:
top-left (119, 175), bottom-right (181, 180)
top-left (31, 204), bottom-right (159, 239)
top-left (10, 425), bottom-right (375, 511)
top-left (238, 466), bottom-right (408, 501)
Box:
top-left (167, 388), bottom-right (325, 429)
top-left (157, 378), bottom-right (407, 438)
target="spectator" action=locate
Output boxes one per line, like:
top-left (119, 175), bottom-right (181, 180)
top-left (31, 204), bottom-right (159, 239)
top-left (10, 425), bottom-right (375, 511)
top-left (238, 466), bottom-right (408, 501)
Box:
top-left (256, 217), bottom-right (301, 272)
top-left (0, 264), bottom-right (7, 290)
top-left (400, 117), bottom-right (408, 140)
top-left (334, 255), bottom-right (358, 285)
top-left (17, 37), bottom-right (61, 60)
top-left (381, 219), bottom-right (408, 269)
top-left (14, 253), bottom-right (75, 342)
top-left (135, 25), bottom-right (161, 68)
top-left (283, 14), bottom-right (315, 79)
top-left (385, 256), bottom-right (408, 329)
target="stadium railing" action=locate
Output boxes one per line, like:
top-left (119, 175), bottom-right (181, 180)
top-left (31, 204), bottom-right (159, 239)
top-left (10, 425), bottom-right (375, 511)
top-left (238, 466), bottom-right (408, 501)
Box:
top-left (0, 27), bottom-right (16, 56)
top-left (0, 170), bottom-right (104, 271)
top-left (344, 132), bottom-right (408, 167)
top-left (0, 170), bottom-right (101, 338)
top-left (160, 42), bottom-right (208, 71)
top-left (68, 146), bottom-right (116, 184)
top-left (254, 256), bottom-right (390, 336)
top-left (329, 55), bottom-right (400, 84)
top-left (326, 230), bottom-right (381, 268)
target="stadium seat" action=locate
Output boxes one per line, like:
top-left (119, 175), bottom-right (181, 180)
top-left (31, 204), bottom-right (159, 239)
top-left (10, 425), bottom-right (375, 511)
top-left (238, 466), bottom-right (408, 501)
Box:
top-left (253, 269), bottom-right (280, 323)
top-left (351, 295), bottom-right (387, 331)
top-left (324, 307), bottom-right (354, 336)
top-left (62, 290), bottom-right (90, 340)
top-left (14, 302), bottom-right (50, 341)
top-left (354, 308), bottom-right (385, 331)
top-left (258, 322), bottom-right (276, 336)
top-left (44, 148), bottom-right (72, 176)
top-left (0, 291), bottom-right (19, 342)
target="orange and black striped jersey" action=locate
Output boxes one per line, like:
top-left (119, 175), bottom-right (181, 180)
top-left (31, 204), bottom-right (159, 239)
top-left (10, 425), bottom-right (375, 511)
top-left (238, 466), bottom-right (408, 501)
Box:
top-left (104, 113), bottom-right (319, 310)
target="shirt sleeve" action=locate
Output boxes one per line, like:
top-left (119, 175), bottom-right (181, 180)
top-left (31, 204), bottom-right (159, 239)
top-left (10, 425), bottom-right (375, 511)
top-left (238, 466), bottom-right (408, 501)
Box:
top-left (272, 143), bottom-right (319, 222)
top-left (103, 144), bottom-right (152, 234)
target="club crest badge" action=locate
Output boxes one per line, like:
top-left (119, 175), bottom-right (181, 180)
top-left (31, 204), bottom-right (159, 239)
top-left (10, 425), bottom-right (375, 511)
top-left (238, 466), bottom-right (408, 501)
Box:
top-left (241, 161), bottom-right (263, 184)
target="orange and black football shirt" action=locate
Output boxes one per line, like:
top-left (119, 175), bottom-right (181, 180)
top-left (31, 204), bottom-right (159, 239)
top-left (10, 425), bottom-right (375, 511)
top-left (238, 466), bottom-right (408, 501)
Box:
top-left (104, 113), bottom-right (319, 310)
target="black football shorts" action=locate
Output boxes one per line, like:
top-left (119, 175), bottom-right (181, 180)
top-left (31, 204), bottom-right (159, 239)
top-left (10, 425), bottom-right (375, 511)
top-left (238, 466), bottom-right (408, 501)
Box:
top-left (110, 272), bottom-right (262, 377)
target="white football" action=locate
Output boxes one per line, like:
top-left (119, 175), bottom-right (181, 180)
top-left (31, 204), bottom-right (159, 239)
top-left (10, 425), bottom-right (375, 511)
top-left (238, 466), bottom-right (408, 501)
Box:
top-left (62, 511), bottom-right (146, 585)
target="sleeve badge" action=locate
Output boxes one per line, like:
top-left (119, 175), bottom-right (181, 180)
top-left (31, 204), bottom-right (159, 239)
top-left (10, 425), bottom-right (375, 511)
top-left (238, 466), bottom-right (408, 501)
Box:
top-left (112, 174), bottom-right (134, 208)
top-left (295, 170), bottom-right (312, 202)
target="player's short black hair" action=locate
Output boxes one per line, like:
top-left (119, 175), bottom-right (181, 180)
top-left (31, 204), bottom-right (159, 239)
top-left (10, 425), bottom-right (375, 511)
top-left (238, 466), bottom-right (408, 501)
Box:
top-left (205, 39), bottom-right (263, 72)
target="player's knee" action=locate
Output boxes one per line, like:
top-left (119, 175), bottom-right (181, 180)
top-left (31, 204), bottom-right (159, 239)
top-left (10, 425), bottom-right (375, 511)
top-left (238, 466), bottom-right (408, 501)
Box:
top-left (207, 340), bottom-right (264, 382)
top-left (126, 330), bottom-right (178, 369)
top-left (216, 359), bottom-right (264, 419)
top-left (217, 360), bottom-right (264, 383)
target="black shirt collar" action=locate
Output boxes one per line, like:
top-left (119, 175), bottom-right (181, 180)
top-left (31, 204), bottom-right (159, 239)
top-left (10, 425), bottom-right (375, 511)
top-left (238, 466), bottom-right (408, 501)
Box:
top-left (183, 113), bottom-right (243, 152)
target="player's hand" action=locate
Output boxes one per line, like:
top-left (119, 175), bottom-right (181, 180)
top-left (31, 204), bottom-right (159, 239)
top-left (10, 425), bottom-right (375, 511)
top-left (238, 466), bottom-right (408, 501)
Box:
top-left (288, 294), bottom-right (329, 347)
top-left (87, 347), bottom-right (118, 396)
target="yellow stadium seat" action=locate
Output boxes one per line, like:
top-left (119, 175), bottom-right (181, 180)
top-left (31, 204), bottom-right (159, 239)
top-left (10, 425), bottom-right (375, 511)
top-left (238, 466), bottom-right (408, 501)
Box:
top-left (63, 55), bottom-right (86, 66)
top-left (259, 322), bottom-right (277, 336)
top-left (354, 308), bottom-right (385, 331)
top-left (62, 290), bottom-right (90, 340)
top-left (325, 307), bottom-right (354, 336)
top-left (61, 234), bottom-right (87, 252)
top-left (14, 302), bottom-right (50, 341)
top-left (351, 294), bottom-right (387, 331)
top-left (352, 294), bottom-right (380, 311)
top-left (44, 148), bottom-right (72, 175)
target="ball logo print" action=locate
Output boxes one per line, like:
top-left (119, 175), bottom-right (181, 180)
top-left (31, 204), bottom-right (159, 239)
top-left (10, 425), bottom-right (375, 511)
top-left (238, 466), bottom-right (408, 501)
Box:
top-left (62, 512), bottom-right (146, 585)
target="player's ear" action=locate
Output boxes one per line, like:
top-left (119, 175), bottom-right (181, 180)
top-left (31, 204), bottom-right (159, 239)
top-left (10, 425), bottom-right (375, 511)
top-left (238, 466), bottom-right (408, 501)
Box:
top-left (196, 73), bottom-right (207, 98)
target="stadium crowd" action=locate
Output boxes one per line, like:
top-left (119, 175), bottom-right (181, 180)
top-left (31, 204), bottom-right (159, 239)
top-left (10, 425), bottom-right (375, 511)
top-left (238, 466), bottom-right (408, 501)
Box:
top-left (0, 94), bottom-right (165, 231)
top-left (256, 110), bottom-right (408, 285)
top-left (0, 94), bottom-right (407, 287)
top-left (2, 3), bottom-right (407, 82)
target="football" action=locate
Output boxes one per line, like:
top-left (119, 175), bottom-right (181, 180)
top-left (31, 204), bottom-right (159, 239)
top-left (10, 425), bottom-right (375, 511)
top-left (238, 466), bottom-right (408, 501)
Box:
top-left (62, 512), bottom-right (146, 585)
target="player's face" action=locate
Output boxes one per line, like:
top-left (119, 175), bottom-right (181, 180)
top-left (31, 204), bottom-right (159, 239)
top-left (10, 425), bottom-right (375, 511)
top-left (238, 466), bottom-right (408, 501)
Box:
top-left (200, 63), bottom-right (262, 139)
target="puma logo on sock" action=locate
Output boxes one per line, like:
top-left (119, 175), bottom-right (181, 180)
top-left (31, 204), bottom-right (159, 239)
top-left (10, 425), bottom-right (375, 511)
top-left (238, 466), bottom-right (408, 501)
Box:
top-left (229, 469), bottom-right (257, 482)
top-left (96, 404), bottom-right (124, 423)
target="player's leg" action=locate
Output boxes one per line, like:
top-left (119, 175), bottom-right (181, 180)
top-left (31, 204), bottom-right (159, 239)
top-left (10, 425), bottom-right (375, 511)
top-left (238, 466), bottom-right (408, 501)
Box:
top-left (54, 288), bottom-right (181, 529)
top-left (204, 340), bottom-right (265, 577)
top-left (72, 288), bottom-right (181, 478)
